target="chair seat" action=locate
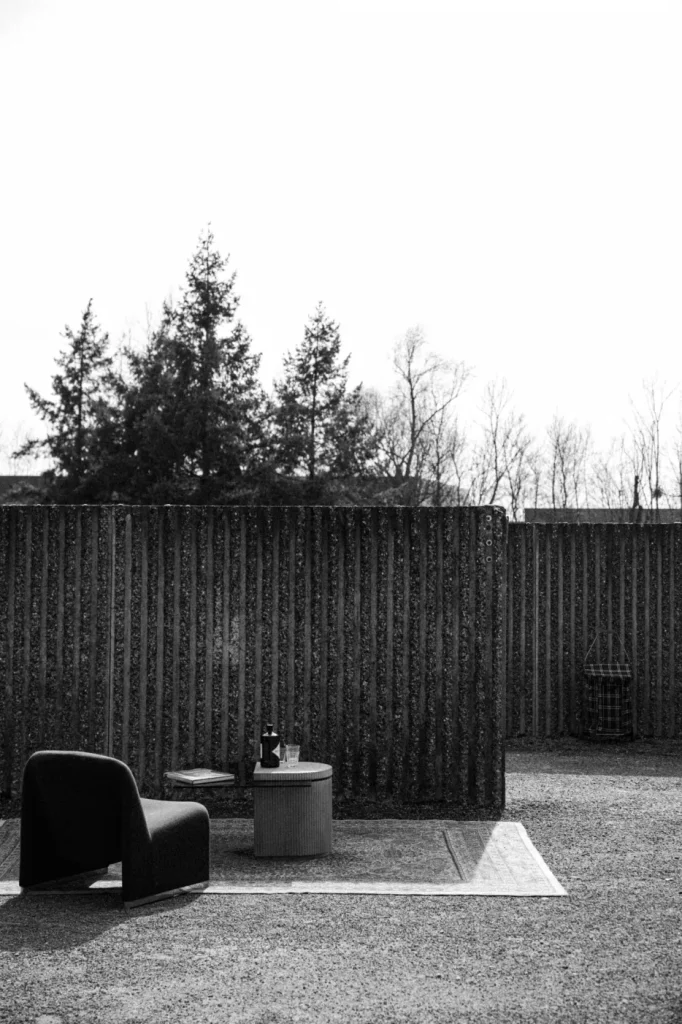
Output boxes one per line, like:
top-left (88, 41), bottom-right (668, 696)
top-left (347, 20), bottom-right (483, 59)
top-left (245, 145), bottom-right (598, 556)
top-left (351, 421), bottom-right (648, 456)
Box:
top-left (141, 796), bottom-right (206, 831)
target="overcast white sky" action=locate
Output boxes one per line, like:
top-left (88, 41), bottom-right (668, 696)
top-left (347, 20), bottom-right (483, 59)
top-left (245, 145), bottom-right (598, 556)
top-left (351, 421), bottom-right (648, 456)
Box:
top-left (1, 0), bottom-right (680, 474)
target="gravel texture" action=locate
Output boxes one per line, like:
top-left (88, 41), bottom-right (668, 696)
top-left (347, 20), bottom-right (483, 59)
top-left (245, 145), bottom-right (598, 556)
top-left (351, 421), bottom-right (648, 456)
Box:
top-left (1, 737), bottom-right (681, 1024)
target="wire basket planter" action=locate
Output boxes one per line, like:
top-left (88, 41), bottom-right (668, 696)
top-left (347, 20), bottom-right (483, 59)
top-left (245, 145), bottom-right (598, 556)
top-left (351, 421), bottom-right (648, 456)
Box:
top-left (583, 632), bottom-right (633, 743)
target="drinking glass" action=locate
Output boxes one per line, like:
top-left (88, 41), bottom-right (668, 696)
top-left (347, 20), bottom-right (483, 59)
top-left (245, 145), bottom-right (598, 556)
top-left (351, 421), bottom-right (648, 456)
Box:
top-left (286, 744), bottom-right (300, 765)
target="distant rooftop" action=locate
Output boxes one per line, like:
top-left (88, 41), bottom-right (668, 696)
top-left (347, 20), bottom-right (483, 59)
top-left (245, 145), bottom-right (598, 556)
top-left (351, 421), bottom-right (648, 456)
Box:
top-left (524, 508), bottom-right (682, 524)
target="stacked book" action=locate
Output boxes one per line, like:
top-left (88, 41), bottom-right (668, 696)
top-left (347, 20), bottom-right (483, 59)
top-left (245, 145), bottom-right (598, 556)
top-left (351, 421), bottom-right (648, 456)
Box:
top-left (164, 767), bottom-right (235, 786)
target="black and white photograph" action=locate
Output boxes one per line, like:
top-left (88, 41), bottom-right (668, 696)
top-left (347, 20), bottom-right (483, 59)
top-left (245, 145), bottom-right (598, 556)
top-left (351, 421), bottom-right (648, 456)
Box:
top-left (1, 0), bottom-right (680, 1021)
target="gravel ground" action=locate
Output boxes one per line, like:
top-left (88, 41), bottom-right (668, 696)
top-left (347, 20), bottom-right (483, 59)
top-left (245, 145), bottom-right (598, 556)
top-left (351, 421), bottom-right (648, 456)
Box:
top-left (1, 738), bottom-right (681, 1024)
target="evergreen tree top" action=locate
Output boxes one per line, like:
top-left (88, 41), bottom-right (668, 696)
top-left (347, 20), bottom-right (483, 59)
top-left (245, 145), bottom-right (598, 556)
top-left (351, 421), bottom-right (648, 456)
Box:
top-left (179, 226), bottom-right (239, 334)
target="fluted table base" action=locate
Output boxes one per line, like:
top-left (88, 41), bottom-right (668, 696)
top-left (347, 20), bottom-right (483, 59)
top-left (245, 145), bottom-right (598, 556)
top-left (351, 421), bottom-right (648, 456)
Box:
top-left (252, 762), bottom-right (332, 857)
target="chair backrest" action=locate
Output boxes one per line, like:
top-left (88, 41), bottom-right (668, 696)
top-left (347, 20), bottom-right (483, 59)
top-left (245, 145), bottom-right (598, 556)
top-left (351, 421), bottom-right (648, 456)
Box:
top-left (21, 751), bottom-right (149, 866)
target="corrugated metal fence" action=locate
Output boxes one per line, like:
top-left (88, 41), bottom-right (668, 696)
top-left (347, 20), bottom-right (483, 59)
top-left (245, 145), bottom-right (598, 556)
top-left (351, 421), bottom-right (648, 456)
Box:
top-left (0, 505), bottom-right (507, 808)
top-left (506, 522), bottom-right (682, 740)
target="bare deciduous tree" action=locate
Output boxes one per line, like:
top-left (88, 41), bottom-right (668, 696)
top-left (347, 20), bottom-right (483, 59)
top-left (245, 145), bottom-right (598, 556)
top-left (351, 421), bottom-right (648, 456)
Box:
top-left (626, 376), bottom-right (677, 510)
top-left (546, 415), bottom-right (593, 508)
top-left (1, 422), bottom-right (42, 474)
top-left (668, 397), bottom-right (682, 511)
top-left (427, 409), bottom-right (469, 507)
top-left (506, 432), bottom-right (540, 522)
top-left (451, 378), bottom-right (534, 519)
top-left (524, 447), bottom-right (546, 514)
top-left (369, 327), bottom-right (472, 505)
top-left (589, 436), bottom-right (634, 508)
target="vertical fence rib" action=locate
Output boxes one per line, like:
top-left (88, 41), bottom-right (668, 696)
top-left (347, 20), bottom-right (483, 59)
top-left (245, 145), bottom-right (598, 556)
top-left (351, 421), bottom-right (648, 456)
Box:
top-left (2, 509), bottom-right (16, 796)
top-left (204, 509), bottom-right (214, 764)
top-left (434, 508), bottom-right (444, 799)
top-left (188, 513), bottom-right (197, 764)
top-left (302, 509), bottom-right (312, 756)
top-left (270, 510), bottom-right (280, 733)
top-left (643, 526), bottom-right (651, 735)
top-left (238, 510), bottom-right (247, 759)
top-left (506, 529), bottom-right (514, 738)
top-left (171, 509), bottom-right (181, 769)
top-left (105, 509), bottom-right (116, 758)
top-left (87, 510), bottom-right (98, 749)
top-left (335, 510), bottom-right (345, 786)
top-left (139, 508), bottom-right (148, 783)
top-left (37, 512), bottom-right (47, 745)
top-left (352, 512), bottom-right (362, 794)
top-left (417, 512), bottom-right (428, 797)
top-left (451, 513), bottom-right (461, 799)
top-left (565, 528), bottom-right (569, 737)
top-left (606, 527), bottom-right (613, 661)
top-left (594, 527), bottom-right (601, 662)
top-left (122, 513), bottom-right (132, 762)
top-left (254, 510), bottom-right (264, 754)
top-left (544, 528), bottom-right (551, 737)
top-left (385, 511), bottom-right (395, 794)
top-left (154, 512), bottom-right (165, 788)
top-left (70, 509), bottom-right (82, 750)
top-left (532, 525), bottom-right (539, 738)
top-left (319, 509), bottom-right (329, 759)
top-left (631, 527), bottom-right (638, 738)
top-left (490, 512), bottom-right (503, 786)
top-left (582, 529), bottom-right (588, 737)
top-left (619, 528), bottom-right (626, 656)
top-left (368, 507), bottom-right (378, 798)
top-left (55, 508), bottom-right (65, 747)
top-left (401, 511), bottom-right (411, 800)
top-left (557, 526), bottom-right (564, 736)
top-left (669, 529), bottom-right (676, 738)
top-left (220, 513), bottom-right (230, 768)
top-left (466, 510), bottom-right (477, 802)
top-left (519, 528), bottom-right (526, 735)
top-left (483, 511), bottom-right (495, 804)
top-left (20, 513), bottom-right (32, 775)
top-left (286, 512), bottom-right (296, 748)
top-left (656, 528), bottom-right (663, 737)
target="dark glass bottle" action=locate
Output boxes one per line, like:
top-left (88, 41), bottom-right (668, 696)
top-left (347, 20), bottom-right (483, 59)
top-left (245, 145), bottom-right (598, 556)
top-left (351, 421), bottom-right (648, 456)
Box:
top-left (260, 723), bottom-right (280, 768)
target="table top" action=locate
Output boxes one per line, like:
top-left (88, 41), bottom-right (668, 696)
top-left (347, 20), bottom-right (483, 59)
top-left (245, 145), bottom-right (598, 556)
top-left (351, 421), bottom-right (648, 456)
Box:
top-left (253, 761), bottom-right (332, 784)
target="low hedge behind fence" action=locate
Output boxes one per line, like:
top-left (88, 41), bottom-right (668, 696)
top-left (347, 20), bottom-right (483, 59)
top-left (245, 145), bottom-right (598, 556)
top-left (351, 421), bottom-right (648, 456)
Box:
top-left (0, 505), bottom-right (507, 810)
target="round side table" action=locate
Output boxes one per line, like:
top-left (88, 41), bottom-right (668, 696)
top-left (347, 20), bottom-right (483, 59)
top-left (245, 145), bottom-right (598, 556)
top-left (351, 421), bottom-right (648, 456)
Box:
top-left (252, 761), bottom-right (332, 857)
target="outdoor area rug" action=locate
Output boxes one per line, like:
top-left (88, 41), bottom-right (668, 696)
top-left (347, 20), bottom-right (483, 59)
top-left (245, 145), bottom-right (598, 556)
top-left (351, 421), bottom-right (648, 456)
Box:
top-left (0, 818), bottom-right (567, 897)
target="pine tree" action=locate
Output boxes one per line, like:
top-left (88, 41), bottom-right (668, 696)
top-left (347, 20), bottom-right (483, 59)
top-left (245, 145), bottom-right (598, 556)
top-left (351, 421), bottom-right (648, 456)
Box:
top-left (15, 300), bottom-right (116, 500)
top-left (118, 228), bottom-right (269, 502)
top-left (106, 301), bottom-right (182, 502)
top-left (272, 303), bottom-right (377, 486)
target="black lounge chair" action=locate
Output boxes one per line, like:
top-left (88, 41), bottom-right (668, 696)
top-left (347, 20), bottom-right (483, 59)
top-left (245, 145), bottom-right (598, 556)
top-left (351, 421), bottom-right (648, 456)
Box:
top-left (19, 750), bottom-right (210, 908)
